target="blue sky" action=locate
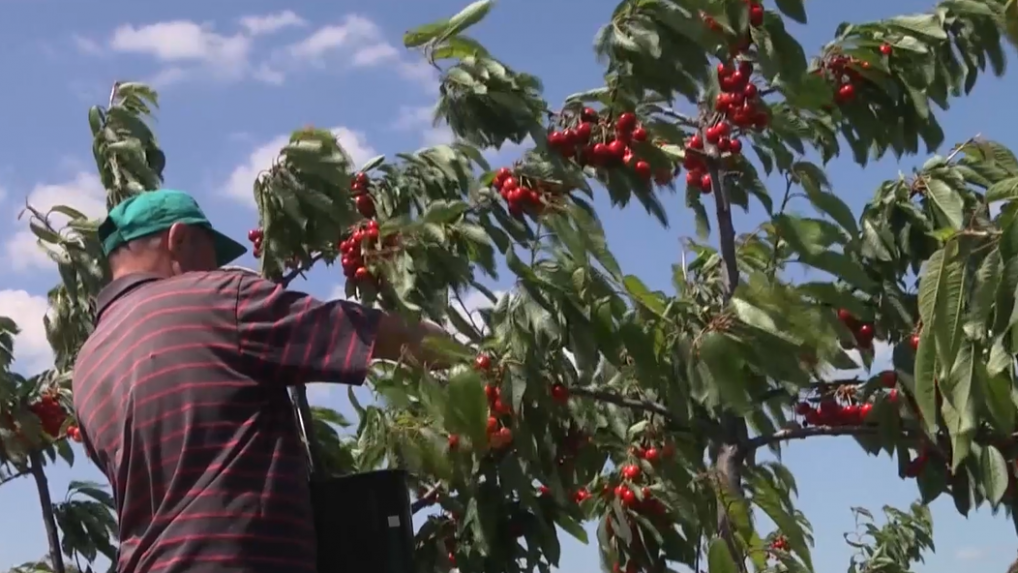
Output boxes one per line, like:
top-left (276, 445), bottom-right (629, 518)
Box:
top-left (1, 0), bottom-right (1017, 571)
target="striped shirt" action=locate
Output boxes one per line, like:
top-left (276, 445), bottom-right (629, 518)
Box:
top-left (72, 270), bottom-right (380, 573)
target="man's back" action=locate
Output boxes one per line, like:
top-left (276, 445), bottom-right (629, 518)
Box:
top-left (73, 271), bottom-right (316, 573)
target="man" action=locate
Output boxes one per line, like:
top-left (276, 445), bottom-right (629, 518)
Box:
top-left (72, 189), bottom-right (445, 573)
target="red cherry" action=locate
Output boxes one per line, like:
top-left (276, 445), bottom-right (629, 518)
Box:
top-left (859, 403), bottom-right (873, 420)
top-left (717, 138), bottom-right (731, 152)
top-left (474, 353), bottom-right (491, 371)
top-left (888, 389), bottom-right (899, 404)
top-left (606, 140), bottom-right (627, 160)
top-left (700, 174), bottom-right (712, 192)
top-left (633, 160), bottom-right (652, 180)
top-left (496, 427), bottom-right (513, 446)
top-left (353, 267), bottom-right (371, 280)
top-left (621, 488), bottom-right (637, 506)
top-left (729, 139), bottom-right (742, 154)
top-left (551, 384), bottom-right (569, 404)
top-left (705, 126), bottom-right (721, 144)
top-left (909, 334), bottom-right (920, 351)
top-left (836, 308), bottom-right (856, 324)
top-left (880, 43), bottom-right (893, 56)
top-left (717, 63), bottom-right (731, 77)
top-left (547, 131), bottom-right (566, 147)
top-left (749, 4), bottom-right (764, 26)
top-left (685, 171), bottom-right (700, 187)
top-left (795, 402), bottom-right (812, 415)
top-left (837, 83), bottom-right (856, 102)
top-left (688, 135), bottom-right (704, 149)
top-left (622, 464), bottom-right (641, 480)
top-left (502, 177), bottom-right (519, 191)
top-left (616, 112), bottom-right (638, 132)
top-left (247, 228), bottom-right (263, 242)
top-left (581, 107), bottom-right (599, 122)
top-left (448, 434), bottom-right (460, 449)
top-left (857, 323), bottom-right (875, 340)
top-left (643, 447), bottom-right (659, 463)
top-left (879, 371), bottom-right (897, 388)
top-left (632, 127), bottom-right (648, 142)
top-left (486, 416), bottom-right (498, 433)
top-left (538, 485), bottom-right (551, 496)
top-left (355, 194), bottom-right (376, 218)
top-left (575, 122), bottom-right (593, 142)
top-left (484, 384), bottom-right (498, 401)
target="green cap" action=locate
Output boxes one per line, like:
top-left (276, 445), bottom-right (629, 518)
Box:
top-left (98, 189), bottom-right (247, 267)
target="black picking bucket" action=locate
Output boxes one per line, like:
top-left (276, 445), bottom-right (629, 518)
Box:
top-left (311, 470), bottom-right (416, 573)
top-left (290, 386), bottom-right (416, 573)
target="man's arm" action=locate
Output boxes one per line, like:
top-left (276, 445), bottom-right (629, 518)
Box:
top-left (235, 274), bottom-right (447, 385)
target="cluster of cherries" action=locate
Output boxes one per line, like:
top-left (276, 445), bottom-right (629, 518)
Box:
top-left (545, 108), bottom-right (673, 186)
top-left (836, 308), bottom-right (877, 349)
top-left (29, 394), bottom-right (67, 438)
top-left (351, 172), bottom-right (377, 218)
top-left (491, 167), bottom-right (545, 217)
top-left (797, 371), bottom-right (901, 428)
top-left (338, 220), bottom-right (381, 282)
top-left (701, 0), bottom-right (765, 33)
top-left (818, 44), bottom-right (893, 104)
top-left (770, 535), bottom-right (789, 552)
top-left (475, 354), bottom-right (515, 449)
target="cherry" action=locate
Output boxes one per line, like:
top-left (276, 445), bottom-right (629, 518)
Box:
top-left (729, 139), bottom-right (743, 154)
top-left (621, 464), bottom-right (641, 480)
top-left (632, 127), bottom-right (648, 142)
top-left (700, 173), bottom-right (713, 193)
top-left (643, 447), bottom-right (659, 463)
top-left (688, 134), bottom-right (704, 149)
top-left (247, 228), bottom-right (263, 242)
top-left (616, 112), bottom-right (637, 132)
top-left (575, 122), bottom-right (593, 142)
top-left (502, 177), bottom-right (519, 192)
top-left (795, 402), bottom-right (812, 415)
top-left (486, 416), bottom-right (498, 433)
top-left (484, 384), bottom-right (499, 401)
top-left (749, 4), bottom-right (764, 26)
top-left (355, 194), bottom-right (376, 218)
top-left (909, 334), bottom-right (920, 351)
top-left (354, 267), bottom-right (371, 281)
top-left (607, 139), bottom-right (627, 160)
top-left (633, 160), bottom-right (652, 180)
top-left (496, 167), bottom-right (512, 180)
top-left (592, 143), bottom-right (610, 162)
top-left (495, 427), bottom-right (513, 447)
top-left (448, 434), bottom-right (460, 449)
top-left (547, 131), bottom-right (567, 147)
top-left (879, 370), bottom-right (897, 388)
top-left (859, 403), bottom-right (873, 420)
top-left (888, 388), bottom-right (899, 404)
top-left (581, 107), bottom-right (599, 122)
top-left (573, 488), bottom-right (591, 503)
top-left (717, 138), bottom-right (731, 152)
top-left (551, 384), bottom-right (569, 404)
top-left (621, 488), bottom-right (637, 506)
top-left (493, 398), bottom-right (510, 414)
top-left (685, 171), bottom-right (700, 187)
top-left (879, 43), bottom-right (893, 56)
top-left (836, 308), bottom-right (856, 324)
top-left (474, 354), bottom-right (492, 371)
top-left (743, 83), bottom-right (758, 98)
top-left (538, 485), bottom-right (551, 496)
top-left (705, 126), bottom-right (721, 144)
top-left (837, 83), bottom-right (856, 102)
top-left (857, 323), bottom-right (874, 339)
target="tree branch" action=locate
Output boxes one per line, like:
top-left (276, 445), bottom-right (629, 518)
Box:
top-left (745, 424), bottom-right (885, 450)
top-left (569, 387), bottom-right (675, 420)
top-left (411, 484), bottom-right (442, 513)
top-left (29, 452), bottom-right (65, 573)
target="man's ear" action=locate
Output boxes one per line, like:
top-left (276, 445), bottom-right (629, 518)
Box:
top-left (165, 223), bottom-right (189, 254)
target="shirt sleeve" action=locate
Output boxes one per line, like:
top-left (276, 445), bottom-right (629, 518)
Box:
top-left (234, 274), bottom-right (382, 386)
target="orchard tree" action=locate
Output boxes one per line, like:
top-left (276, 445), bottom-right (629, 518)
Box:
top-left (6, 1), bottom-right (1018, 573)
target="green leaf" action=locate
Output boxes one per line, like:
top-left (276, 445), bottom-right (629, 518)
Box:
top-left (423, 333), bottom-right (475, 363)
top-left (804, 188), bottom-right (859, 237)
top-left (622, 275), bottom-right (667, 318)
top-left (439, 0), bottom-right (494, 41)
top-left (707, 537), bottom-right (738, 573)
top-left (443, 365), bottom-right (489, 448)
top-left (913, 326), bottom-right (938, 436)
top-left (986, 177), bottom-right (1018, 202)
top-left (357, 155), bottom-right (385, 173)
top-left (980, 444), bottom-right (1009, 505)
top-left (774, 0), bottom-right (807, 23)
top-left (925, 177), bottom-right (964, 229)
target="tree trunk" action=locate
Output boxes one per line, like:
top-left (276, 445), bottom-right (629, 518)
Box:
top-left (29, 451), bottom-right (66, 573)
top-left (709, 161), bottom-right (750, 573)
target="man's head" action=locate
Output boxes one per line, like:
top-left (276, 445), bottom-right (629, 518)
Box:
top-left (99, 189), bottom-right (247, 279)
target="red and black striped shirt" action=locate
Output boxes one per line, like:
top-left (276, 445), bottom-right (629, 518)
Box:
top-left (72, 270), bottom-right (380, 573)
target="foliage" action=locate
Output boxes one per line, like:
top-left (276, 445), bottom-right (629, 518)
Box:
top-left (6, 0), bottom-right (1018, 573)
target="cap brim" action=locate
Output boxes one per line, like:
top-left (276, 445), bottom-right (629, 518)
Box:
top-left (210, 229), bottom-right (248, 268)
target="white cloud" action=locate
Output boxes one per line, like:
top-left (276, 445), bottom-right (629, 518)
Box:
top-left (286, 16), bottom-right (381, 60)
top-left (955, 547), bottom-right (986, 561)
top-left (284, 17), bottom-right (438, 91)
top-left (72, 34), bottom-right (103, 55)
top-left (223, 127), bottom-right (377, 207)
top-left (0, 289), bottom-right (54, 376)
top-left (4, 172), bottom-right (106, 274)
top-left (239, 11), bottom-right (305, 36)
top-left (391, 105), bottom-right (454, 147)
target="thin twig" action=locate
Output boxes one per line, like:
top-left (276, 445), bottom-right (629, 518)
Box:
top-left (411, 484), bottom-right (442, 513)
top-left (281, 253), bottom-right (325, 287)
top-left (569, 387), bottom-right (678, 421)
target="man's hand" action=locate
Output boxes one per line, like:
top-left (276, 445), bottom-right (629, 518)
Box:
top-left (373, 313), bottom-right (452, 369)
